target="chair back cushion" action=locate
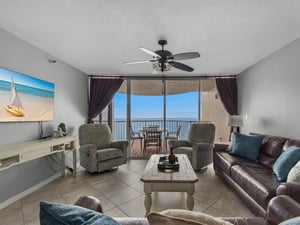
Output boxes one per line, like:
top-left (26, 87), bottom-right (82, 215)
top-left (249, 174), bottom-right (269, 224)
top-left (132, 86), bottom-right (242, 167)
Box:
top-left (79, 124), bottom-right (112, 146)
top-left (188, 123), bottom-right (216, 145)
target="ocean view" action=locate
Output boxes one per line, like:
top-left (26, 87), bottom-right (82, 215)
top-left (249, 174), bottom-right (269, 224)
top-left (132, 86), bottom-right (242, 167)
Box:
top-left (112, 92), bottom-right (200, 141)
top-left (113, 118), bottom-right (198, 141)
top-left (0, 80), bottom-right (54, 98)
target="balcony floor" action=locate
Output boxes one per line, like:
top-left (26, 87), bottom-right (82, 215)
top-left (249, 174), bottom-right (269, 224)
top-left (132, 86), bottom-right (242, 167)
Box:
top-left (130, 140), bottom-right (170, 158)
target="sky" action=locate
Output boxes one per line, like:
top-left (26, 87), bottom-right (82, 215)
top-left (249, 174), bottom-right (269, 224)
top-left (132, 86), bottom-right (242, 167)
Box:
top-left (114, 92), bottom-right (201, 119)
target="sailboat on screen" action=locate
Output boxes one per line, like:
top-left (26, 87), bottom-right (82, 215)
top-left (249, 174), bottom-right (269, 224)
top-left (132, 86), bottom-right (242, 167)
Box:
top-left (6, 78), bottom-right (25, 117)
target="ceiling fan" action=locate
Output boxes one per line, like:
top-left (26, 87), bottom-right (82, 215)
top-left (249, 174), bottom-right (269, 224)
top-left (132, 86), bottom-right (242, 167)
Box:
top-left (124, 40), bottom-right (200, 72)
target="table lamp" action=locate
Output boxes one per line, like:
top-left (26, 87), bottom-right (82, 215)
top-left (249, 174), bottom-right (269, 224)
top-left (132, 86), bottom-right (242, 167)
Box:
top-left (227, 115), bottom-right (244, 132)
top-left (227, 115), bottom-right (243, 141)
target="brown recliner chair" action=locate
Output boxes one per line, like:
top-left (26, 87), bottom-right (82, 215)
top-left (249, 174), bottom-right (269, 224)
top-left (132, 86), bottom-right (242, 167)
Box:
top-left (169, 122), bottom-right (216, 171)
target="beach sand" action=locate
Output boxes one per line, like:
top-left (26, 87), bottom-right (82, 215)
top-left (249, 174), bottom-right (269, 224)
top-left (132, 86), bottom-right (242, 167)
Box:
top-left (0, 90), bottom-right (54, 122)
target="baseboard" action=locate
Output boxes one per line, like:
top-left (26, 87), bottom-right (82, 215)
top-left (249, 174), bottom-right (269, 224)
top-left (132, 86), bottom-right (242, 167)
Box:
top-left (0, 173), bottom-right (61, 210)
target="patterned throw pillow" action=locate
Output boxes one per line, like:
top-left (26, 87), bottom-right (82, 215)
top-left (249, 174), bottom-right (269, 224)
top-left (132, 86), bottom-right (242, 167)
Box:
top-left (40, 201), bottom-right (120, 225)
top-left (287, 160), bottom-right (300, 183)
top-left (279, 216), bottom-right (300, 225)
top-left (147, 209), bottom-right (233, 225)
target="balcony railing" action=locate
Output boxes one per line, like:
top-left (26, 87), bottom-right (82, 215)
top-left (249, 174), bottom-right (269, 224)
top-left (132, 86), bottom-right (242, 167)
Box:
top-left (111, 119), bottom-right (198, 141)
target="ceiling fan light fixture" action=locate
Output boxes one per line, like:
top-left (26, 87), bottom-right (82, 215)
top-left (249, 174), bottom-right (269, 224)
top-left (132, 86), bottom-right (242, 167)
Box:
top-left (125, 40), bottom-right (200, 73)
top-left (152, 62), bottom-right (172, 72)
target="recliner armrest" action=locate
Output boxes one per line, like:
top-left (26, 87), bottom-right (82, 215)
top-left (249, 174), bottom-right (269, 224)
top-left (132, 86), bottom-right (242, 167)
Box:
top-left (192, 143), bottom-right (214, 170)
top-left (111, 141), bottom-right (129, 153)
top-left (78, 144), bottom-right (98, 172)
top-left (266, 195), bottom-right (300, 225)
top-left (168, 140), bottom-right (190, 148)
top-left (192, 143), bottom-right (214, 152)
top-left (79, 144), bottom-right (97, 156)
top-left (276, 182), bottom-right (300, 203)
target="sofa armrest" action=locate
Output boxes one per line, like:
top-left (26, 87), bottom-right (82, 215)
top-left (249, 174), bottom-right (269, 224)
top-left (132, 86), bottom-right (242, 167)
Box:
top-left (266, 195), bottom-right (300, 225)
top-left (276, 182), bottom-right (300, 203)
top-left (74, 196), bottom-right (103, 213)
top-left (79, 144), bottom-right (98, 172)
top-left (111, 141), bottom-right (129, 153)
top-left (168, 140), bottom-right (190, 148)
top-left (213, 143), bottom-right (231, 152)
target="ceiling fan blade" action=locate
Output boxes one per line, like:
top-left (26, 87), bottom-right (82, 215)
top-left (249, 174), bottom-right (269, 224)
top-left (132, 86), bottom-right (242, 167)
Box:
top-left (139, 47), bottom-right (161, 58)
top-left (169, 61), bottom-right (194, 72)
top-left (171, 52), bottom-right (200, 60)
top-left (123, 60), bottom-right (154, 65)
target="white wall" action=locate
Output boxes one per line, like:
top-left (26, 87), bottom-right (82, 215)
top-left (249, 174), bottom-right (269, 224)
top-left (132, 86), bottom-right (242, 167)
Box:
top-left (0, 27), bottom-right (88, 205)
top-left (238, 37), bottom-right (300, 139)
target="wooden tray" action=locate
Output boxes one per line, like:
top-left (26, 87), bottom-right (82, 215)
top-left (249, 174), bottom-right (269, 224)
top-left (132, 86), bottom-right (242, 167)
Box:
top-left (157, 156), bottom-right (179, 170)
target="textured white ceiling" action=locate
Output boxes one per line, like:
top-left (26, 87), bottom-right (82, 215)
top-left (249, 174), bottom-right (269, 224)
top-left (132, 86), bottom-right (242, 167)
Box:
top-left (0, 0), bottom-right (300, 76)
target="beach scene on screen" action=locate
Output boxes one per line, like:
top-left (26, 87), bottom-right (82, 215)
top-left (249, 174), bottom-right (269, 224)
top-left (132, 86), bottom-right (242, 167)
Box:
top-left (0, 68), bottom-right (55, 122)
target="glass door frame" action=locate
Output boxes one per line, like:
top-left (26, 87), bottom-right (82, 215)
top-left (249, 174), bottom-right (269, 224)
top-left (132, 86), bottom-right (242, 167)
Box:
top-left (125, 78), bottom-right (202, 158)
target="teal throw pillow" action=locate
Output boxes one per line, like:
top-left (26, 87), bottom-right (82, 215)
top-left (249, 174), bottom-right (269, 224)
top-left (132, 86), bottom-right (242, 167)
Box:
top-left (279, 216), bottom-right (300, 225)
top-left (230, 132), bottom-right (263, 162)
top-left (40, 201), bottom-right (120, 225)
top-left (273, 146), bottom-right (300, 182)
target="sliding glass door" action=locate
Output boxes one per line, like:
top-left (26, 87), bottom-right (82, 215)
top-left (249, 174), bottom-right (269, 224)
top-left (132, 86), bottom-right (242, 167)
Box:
top-left (165, 80), bottom-right (199, 152)
top-left (112, 78), bottom-right (230, 159)
top-left (130, 80), bottom-right (164, 158)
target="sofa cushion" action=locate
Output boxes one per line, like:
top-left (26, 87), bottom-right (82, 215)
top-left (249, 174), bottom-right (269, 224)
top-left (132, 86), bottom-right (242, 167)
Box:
top-left (283, 139), bottom-right (300, 151)
top-left (230, 133), bottom-right (263, 162)
top-left (273, 146), bottom-right (300, 182)
top-left (258, 135), bottom-right (287, 168)
top-left (96, 143), bottom-right (112, 149)
top-left (40, 201), bottom-right (120, 225)
top-left (231, 164), bottom-right (279, 209)
top-left (147, 209), bottom-right (233, 225)
top-left (97, 148), bottom-right (124, 162)
top-left (214, 151), bottom-right (253, 175)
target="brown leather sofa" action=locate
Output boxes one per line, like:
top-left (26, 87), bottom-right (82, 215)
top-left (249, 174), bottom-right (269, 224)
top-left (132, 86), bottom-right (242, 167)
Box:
top-left (213, 133), bottom-right (300, 217)
top-left (75, 195), bottom-right (300, 225)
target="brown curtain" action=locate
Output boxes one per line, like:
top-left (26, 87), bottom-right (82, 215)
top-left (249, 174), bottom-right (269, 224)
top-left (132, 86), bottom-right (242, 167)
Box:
top-left (88, 78), bottom-right (123, 123)
top-left (215, 77), bottom-right (239, 138)
top-left (215, 77), bottom-right (238, 115)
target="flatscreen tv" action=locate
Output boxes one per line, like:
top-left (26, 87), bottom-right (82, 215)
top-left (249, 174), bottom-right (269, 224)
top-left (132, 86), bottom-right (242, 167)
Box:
top-left (0, 67), bottom-right (55, 122)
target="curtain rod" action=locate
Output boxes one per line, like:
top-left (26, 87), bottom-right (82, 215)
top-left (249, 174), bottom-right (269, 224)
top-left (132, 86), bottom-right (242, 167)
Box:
top-left (88, 74), bottom-right (237, 80)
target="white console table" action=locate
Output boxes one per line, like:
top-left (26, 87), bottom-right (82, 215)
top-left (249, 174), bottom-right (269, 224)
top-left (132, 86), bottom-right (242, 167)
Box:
top-left (0, 136), bottom-right (77, 176)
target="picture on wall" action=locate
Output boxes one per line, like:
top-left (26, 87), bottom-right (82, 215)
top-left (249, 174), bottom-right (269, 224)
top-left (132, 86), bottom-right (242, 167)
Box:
top-left (0, 67), bottom-right (55, 122)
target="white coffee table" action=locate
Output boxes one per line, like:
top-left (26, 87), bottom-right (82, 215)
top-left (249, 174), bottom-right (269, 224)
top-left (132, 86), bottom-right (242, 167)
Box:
top-left (140, 154), bottom-right (198, 215)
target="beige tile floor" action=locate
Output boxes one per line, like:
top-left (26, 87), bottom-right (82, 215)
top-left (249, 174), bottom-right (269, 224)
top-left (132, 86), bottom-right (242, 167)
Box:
top-left (0, 160), bottom-right (254, 225)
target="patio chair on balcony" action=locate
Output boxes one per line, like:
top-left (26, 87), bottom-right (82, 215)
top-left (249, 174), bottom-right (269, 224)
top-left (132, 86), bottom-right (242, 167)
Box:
top-left (143, 127), bottom-right (162, 153)
top-left (169, 122), bottom-right (215, 172)
top-left (78, 123), bottom-right (128, 173)
top-left (165, 125), bottom-right (182, 151)
top-left (130, 126), bottom-right (143, 151)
